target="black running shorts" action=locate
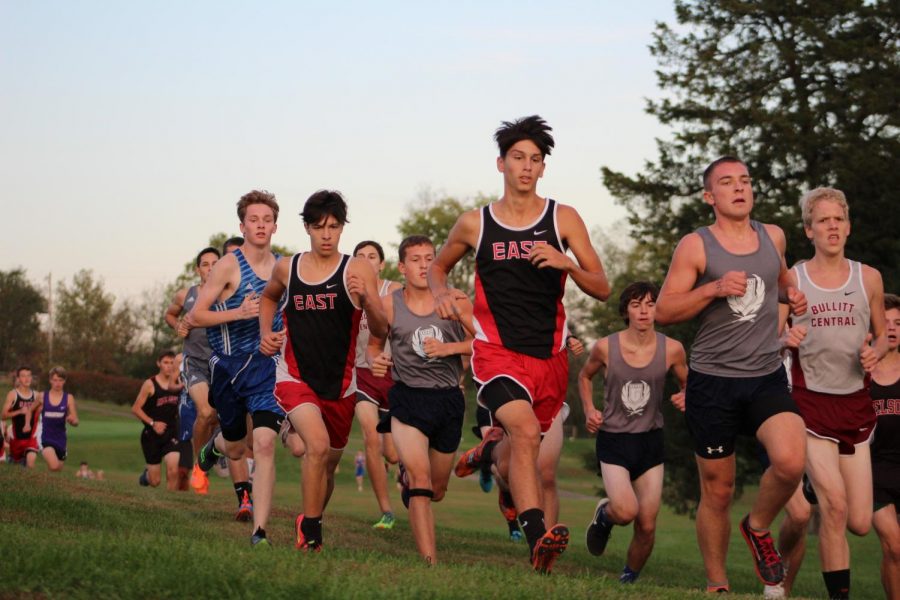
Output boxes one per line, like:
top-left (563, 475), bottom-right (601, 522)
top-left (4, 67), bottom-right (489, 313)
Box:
top-left (388, 382), bottom-right (464, 454)
top-left (595, 428), bottom-right (664, 481)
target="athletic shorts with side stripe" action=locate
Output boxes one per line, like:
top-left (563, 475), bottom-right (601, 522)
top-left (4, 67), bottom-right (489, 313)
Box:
top-left (275, 379), bottom-right (356, 450)
top-left (356, 367), bottom-right (392, 410)
top-left (10, 437), bottom-right (39, 463)
top-left (209, 352), bottom-right (283, 442)
top-left (793, 386), bottom-right (875, 455)
top-left (471, 340), bottom-right (567, 434)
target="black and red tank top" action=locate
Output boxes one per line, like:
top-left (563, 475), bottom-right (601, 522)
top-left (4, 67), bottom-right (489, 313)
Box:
top-left (143, 377), bottom-right (179, 430)
top-left (279, 253), bottom-right (361, 400)
top-left (473, 198), bottom-right (568, 358)
top-left (872, 376), bottom-right (900, 465)
top-left (11, 390), bottom-right (39, 440)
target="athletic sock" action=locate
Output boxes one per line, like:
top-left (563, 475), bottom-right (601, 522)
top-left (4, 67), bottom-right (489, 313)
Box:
top-left (234, 481), bottom-right (252, 505)
top-left (301, 514), bottom-right (324, 545)
top-left (507, 518), bottom-right (520, 535)
top-left (518, 508), bottom-right (546, 551)
top-left (823, 569), bottom-right (850, 599)
top-left (481, 440), bottom-right (499, 465)
top-left (620, 565), bottom-right (640, 583)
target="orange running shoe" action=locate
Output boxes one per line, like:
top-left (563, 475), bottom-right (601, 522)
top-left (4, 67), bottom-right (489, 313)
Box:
top-left (235, 490), bottom-right (253, 522)
top-left (454, 427), bottom-right (504, 477)
top-left (498, 489), bottom-right (517, 522)
top-left (190, 464), bottom-right (209, 495)
top-left (531, 524), bottom-right (569, 575)
top-left (295, 514), bottom-right (322, 552)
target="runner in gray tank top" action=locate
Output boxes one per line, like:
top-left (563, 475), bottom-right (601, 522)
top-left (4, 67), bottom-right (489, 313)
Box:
top-left (351, 240), bottom-right (401, 531)
top-left (368, 235), bottom-right (473, 566)
top-left (783, 187), bottom-right (887, 600)
top-left (578, 282), bottom-right (687, 584)
top-left (655, 157), bottom-right (808, 593)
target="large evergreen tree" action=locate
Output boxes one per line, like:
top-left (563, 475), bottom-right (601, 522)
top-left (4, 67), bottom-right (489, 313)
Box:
top-left (600, 0), bottom-right (899, 516)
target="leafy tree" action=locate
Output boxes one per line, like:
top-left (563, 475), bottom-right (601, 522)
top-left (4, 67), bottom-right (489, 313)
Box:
top-left (0, 269), bottom-right (46, 370)
top-left (602, 0), bottom-right (900, 285)
top-left (55, 270), bottom-right (139, 375)
top-left (600, 0), bottom-right (898, 515)
top-left (395, 190), bottom-right (495, 294)
top-left (173, 232), bottom-right (296, 289)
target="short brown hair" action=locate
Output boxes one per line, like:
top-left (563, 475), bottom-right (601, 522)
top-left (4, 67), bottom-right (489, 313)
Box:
top-left (885, 293), bottom-right (900, 312)
top-left (237, 190), bottom-right (279, 223)
top-left (48, 366), bottom-right (67, 380)
top-left (398, 235), bottom-right (434, 262)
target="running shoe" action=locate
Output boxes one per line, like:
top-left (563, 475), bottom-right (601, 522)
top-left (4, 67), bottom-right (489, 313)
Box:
top-left (190, 464), bottom-right (209, 495)
top-left (373, 513), bottom-right (395, 530)
top-left (739, 514), bottom-right (784, 585)
top-left (250, 532), bottom-right (271, 548)
top-left (509, 530), bottom-right (524, 543)
top-left (585, 498), bottom-right (613, 556)
top-left (197, 433), bottom-right (221, 472)
top-left (454, 427), bottom-right (503, 477)
top-left (294, 514), bottom-right (322, 552)
top-left (138, 468), bottom-right (149, 487)
top-left (531, 524), bottom-right (569, 574)
top-left (706, 584), bottom-right (730, 593)
top-left (764, 582), bottom-right (786, 598)
top-left (235, 490), bottom-right (253, 522)
top-left (479, 461), bottom-right (494, 493)
top-left (498, 489), bottom-right (517, 522)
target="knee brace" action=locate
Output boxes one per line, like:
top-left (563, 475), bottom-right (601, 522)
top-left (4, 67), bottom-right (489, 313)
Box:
top-left (408, 488), bottom-right (434, 499)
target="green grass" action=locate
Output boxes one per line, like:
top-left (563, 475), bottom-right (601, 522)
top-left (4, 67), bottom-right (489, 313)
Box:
top-left (0, 399), bottom-right (885, 598)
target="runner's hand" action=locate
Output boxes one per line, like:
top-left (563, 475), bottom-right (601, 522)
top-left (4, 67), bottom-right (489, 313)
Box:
top-left (786, 286), bottom-right (807, 316)
top-left (259, 330), bottom-right (285, 356)
top-left (371, 353), bottom-right (392, 378)
top-left (860, 333), bottom-right (877, 372)
top-left (239, 292), bottom-right (260, 319)
top-left (714, 271), bottom-right (747, 297)
top-left (782, 324), bottom-right (807, 349)
top-left (584, 408), bottom-right (603, 434)
top-left (152, 421), bottom-right (166, 435)
top-left (670, 391), bottom-right (686, 412)
top-left (529, 243), bottom-right (572, 271)
top-left (176, 319), bottom-right (191, 338)
top-left (566, 336), bottom-right (584, 356)
top-left (434, 290), bottom-right (466, 321)
top-left (347, 273), bottom-right (366, 304)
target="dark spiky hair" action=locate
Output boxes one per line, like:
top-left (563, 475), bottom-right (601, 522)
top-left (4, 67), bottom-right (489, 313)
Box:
top-left (494, 115), bottom-right (555, 158)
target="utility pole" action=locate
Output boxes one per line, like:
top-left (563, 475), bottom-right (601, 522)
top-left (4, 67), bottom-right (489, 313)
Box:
top-left (47, 272), bottom-right (53, 364)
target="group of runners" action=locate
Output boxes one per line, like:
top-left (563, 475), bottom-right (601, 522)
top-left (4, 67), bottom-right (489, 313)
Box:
top-left (8, 115), bottom-right (897, 598)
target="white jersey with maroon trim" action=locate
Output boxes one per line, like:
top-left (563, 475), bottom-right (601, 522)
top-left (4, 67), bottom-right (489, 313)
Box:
top-left (473, 198), bottom-right (568, 359)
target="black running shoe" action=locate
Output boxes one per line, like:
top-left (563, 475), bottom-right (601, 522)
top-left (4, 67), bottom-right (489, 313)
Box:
top-left (801, 473), bottom-right (818, 505)
top-left (585, 498), bottom-right (613, 556)
top-left (739, 514), bottom-right (784, 585)
top-left (138, 468), bottom-right (150, 487)
top-left (197, 432), bottom-right (222, 472)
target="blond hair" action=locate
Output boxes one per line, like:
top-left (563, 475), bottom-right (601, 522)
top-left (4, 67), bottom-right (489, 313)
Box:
top-left (800, 187), bottom-right (849, 228)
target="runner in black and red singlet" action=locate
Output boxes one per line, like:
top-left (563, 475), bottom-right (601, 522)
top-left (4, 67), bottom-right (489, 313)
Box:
top-left (428, 115), bottom-right (610, 573)
top-left (259, 189), bottom-right (387, 552)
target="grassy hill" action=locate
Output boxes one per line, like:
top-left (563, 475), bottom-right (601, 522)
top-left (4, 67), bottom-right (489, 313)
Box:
top-left (0, 399), bottom-right (884, 598)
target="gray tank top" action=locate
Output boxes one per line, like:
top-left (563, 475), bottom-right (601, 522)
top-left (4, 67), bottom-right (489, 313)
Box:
top-left (355, 280), bottom-right (394, 368)
top-left (601, 332), bottom-right (667, 433)
top-left (183, 286), bottom-right (212, 362)
top-left (389, 289), bottom-right (466, 389)
top-left (790, 260), bottom-right (870, 394)
top-left (690, 221), bottom-right (782, 377)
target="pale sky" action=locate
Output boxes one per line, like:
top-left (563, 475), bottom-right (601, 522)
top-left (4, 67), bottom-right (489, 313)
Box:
top-left (1, 1), bottom-right (675, 301)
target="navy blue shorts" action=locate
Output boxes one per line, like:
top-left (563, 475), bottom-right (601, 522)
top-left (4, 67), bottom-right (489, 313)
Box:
top-left (209, 352), bottom-right (283, 442)
top-left (387, 382), bottom-right (464, 454)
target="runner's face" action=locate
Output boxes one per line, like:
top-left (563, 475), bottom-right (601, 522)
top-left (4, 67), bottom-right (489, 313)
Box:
top-left (305, 215), bottom-right (344, 257)
top-left (886, 308), bottom-right (900, 352)
top-left (239, 204), bottom-right (277, 247)
top-left (17, 370), bottom-right (32, 388)
top-left (399, 244), bottom-right (434, 290)
top-left (355, 245), bottom-right (384, 275)
top-left (49, 374), bottom-right (65, 391)
top-left (805, 199), bottom-right (849, 255)
top-left (626, 293), bottom-right (656, 331)
top-left (497, 140), bottom-right (545, 194)
top-left (158, 357), bottom-right (176, 377)
top-left (195, 252), bottom-right (219, 284)
top-left (704, 162), bottom-right (753, 219)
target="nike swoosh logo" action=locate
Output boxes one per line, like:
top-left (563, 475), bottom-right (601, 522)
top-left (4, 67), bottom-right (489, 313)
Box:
top-left (844, 291), bottom-right (855, 296)
top-left (326, 284), bottom-right (338, 289)
top-left (533, 230), bottom-right (547, 235)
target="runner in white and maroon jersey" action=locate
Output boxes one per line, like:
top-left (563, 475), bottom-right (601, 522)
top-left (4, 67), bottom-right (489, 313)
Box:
top-left (352, 240), bottom-right (401, 530)
top-left (259, 189), bottom-right (387, 551)
top-left (429, 115), bottom-right (610, 574)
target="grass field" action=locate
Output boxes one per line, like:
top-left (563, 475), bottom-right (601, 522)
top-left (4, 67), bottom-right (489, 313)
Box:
top-left (0, 399), bottom-right (885, 599)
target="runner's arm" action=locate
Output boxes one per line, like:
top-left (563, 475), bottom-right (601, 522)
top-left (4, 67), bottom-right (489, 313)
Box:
top-left (656, 233), bottom-right (723, 325)
top-left (531, 204), bottom-right (610, 300)
top-left (423, 292), bottom-right (475, 358)
top-left (131, 380), bottom-right (155, 427)
top-left (366, 292), bottom-right (394, 377)
top-left (863, 265), bottom-right (888, 370)
top-left (66, 394), bottom-right (79, 426)
top-left (578, 339), bottom-right (608, 433)
top-left (2, 390), bottom-right (22, 419)
top-left (164, 288), bottom-right (188, 330)
top-left (349, 257), bottom-right (388, 339)
top-left (259, 257), bottom-right (289, 356)
top-left (429, 210), bottom-right (478, 320)
top-left (186, 254), bottom-right (255, 328)
top-left (769, 225), bottom-right (807, 316)
top-left (667, 338), bottom-right (688, 412)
